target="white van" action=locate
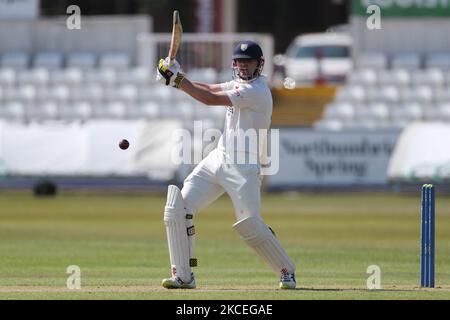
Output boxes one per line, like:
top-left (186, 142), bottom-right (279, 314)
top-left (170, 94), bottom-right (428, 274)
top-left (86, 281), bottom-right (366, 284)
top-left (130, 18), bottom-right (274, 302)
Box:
top-left (274, 32), bottom-right (353, 86)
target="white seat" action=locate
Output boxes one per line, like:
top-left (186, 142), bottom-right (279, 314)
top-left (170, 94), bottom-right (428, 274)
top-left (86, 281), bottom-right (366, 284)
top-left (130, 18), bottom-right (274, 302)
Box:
top-left (435, 102), bottom-right (450, 121)
top-left (152, 86), bottom-right (173, 104)
top-left (433, 87), bottom-right (450, 103)
top-left (84, 68), bottom-right (117, 86)
top-left (35, 87), bottom-right (51, 102)
top-left (161, 101), bottom-right (194, 119)
top-left (105, 85), bottom-right (138, 103)
top-left (174, 101), bottom-right (195, 119)
top-left (413, 86), bottom-right (434, 104)
top-left (50, 68), bottom-right (83, 86)
top-left (1, 52), bottom-right (29, 69)
top-left (33, 52), bottom-right (63, 69)
top-left (377, 69), bottom-right (410, 87)
top-left (390, 103), bottom-right (423, 121)
top-left (314, 119), bottom-right (344, 131)
top-left (426, 53), bottom-right (450, 70)
top-left (323, 102), bottom-right (355, 121)
top-left (391, 53), bottom-right (421, 70)
top-left (0, 68), bottom-right (16, 86)
top-left (66, 53), bottom-right (97, 69)
top-left (71, 84), bottom-right (104, 103)
top-left (61, 102), bottom-right (93, 120)
top-left (366, 86), bottom-right (400, 104)
top-left (347, 69), bottom-right (377, 87)
top-left (1, 87), bottom-right (14, 102)
top-left (96, 101), bottom-right (127, 118)
top-left (41, 101), bottom-right (59, 119)
top-left (171, 88), bottom-right (188, 102)
top-left (335, 85), bottom-right (366, 104)
top-left (0, 102), bottom-right (25, 120)
top-left (115, 84), bottom-right (138, 103)
top-left (117, 67), bottom-right (152, 85)
top-left (400, 86), bottom-right (433, 104)
top-left (379, 86), bottom-right (400, 104)
top-left (356, 52), bottom-right (387, 70)
top-left (411, 69), bottom-right (445, 87)
top-left (17, 68), bottom-right (50, 87)
top-left (137, 86), bottom-right (159, 103)
top-left (99, 53), bottom-right (130, 69)
top-left (49, 85), bottom-right (70, 103)
top-left (28, 101), bottom-right (59, 120)
top-left (188, 68), bottom-right (217, 83)
top-left (356, 103), bottom-right (389, 123)
top-left (369, 102), bottom-right (390, 121)
top-left (129, 101), bottom-right (160, 119)
top-left (445, 72), bottom-right (450, 86)
top-left (422, 105), bottom-right (439, 121)
top-left (14, 85), bottom-right (36, 104)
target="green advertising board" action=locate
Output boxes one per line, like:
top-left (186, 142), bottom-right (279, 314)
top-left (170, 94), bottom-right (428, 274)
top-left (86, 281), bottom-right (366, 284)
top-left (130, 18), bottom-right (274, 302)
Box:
top-left (352, 0), bottom-right (450, 17)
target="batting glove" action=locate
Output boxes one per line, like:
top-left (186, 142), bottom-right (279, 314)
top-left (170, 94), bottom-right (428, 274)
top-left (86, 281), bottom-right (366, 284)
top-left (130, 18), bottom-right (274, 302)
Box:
top-left (156, 58), bottom-right (185, 88)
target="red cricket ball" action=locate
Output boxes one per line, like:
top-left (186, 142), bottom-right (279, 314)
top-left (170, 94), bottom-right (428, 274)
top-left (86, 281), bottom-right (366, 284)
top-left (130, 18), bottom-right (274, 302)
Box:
top-left (119, 139), bottom-right (129, 150)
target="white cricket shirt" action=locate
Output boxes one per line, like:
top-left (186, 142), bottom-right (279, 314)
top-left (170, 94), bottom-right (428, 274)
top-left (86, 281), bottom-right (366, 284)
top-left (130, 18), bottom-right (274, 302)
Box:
top-left (218, 76), bottom-right (272, 164)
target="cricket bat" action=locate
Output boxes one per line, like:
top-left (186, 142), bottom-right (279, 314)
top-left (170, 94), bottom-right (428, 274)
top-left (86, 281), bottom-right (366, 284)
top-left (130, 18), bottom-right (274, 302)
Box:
top-left (168, 10), bottom-right (183, 66)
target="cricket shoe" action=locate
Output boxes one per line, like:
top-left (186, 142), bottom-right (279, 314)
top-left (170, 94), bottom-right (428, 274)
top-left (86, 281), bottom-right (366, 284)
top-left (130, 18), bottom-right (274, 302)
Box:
top-left (279, 272), bottom-right (296, 289)
top-left (162, 273), bottom-right (196, 289)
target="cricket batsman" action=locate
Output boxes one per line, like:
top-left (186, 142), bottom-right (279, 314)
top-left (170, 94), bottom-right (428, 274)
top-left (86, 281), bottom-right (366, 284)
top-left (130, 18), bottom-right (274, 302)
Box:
top-left (156, 40), bottom-right (296, 289)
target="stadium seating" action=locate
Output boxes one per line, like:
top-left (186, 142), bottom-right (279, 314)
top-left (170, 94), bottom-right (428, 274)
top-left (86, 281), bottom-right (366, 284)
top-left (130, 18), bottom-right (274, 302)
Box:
top-left (356, 52), bottom-right (387, 70)
top-left (66, 53), bottom-right (97, 69)
top-left (60, 101), bottom-right (93, 121)
top-left (0, 52), bottom-right (226, 126)
top-left (98, 53), bottom-right (131, 70)
top-left (377, 69), bottom-right (410, 87)
top-left (322, 102), bottom-right (355, 123)
top-left (313, 119), bottom-right (344, 131)
top-left (413, 69), bottom-right (445, 87)
top-left (425, 53), bottom-right (450, 70)
top-left (391, 53), bottom-right (421, 70)
top-left (0, 102), bottom-right (25, 120)
top-left (347, 69), bottom-right (377, 87)
top-left (0, 68), bottom-right (16, 86)
top-left (33, 52), bottom-right (64, 69)
top-left (1, 53), bottom-right (29, 69)
top-left (50, 68), bottom-right (83, 86)
top-left (188, 68), bottom-right (218, 83)
top-left (435, 102), bottom-right (450, 121)
top-left (317, 51), bottom-right (450, 129)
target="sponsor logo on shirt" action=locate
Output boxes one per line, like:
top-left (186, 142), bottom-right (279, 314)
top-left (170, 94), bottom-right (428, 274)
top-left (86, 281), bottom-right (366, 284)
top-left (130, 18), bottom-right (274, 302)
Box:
top-left (234, 85), bottom-right (241, 98)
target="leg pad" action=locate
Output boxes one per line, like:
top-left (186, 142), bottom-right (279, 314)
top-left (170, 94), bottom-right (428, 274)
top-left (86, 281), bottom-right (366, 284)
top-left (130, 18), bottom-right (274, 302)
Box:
top-left (233, 216), bottom-right (295, 276)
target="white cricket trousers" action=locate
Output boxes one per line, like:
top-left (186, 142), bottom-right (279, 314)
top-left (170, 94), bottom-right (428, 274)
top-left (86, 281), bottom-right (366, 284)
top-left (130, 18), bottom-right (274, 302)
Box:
top-left (181, 148), bottom-right (262, 220)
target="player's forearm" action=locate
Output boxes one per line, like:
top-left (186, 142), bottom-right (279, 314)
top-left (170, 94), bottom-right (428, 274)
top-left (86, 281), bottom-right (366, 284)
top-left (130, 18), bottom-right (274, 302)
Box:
top-left (180, 79), bottom-right (230, 106)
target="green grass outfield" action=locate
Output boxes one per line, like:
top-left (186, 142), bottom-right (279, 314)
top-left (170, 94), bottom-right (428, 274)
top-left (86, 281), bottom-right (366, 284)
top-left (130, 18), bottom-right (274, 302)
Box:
top-left (0, 190), bottom-right (449, 300)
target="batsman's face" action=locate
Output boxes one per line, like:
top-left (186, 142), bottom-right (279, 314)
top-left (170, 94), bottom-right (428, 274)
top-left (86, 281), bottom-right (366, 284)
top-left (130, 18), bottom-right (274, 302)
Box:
top-left (234, 59), bottom-right (258, 78)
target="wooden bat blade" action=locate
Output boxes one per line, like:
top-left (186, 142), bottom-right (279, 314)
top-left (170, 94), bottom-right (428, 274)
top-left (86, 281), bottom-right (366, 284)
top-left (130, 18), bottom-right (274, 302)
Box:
top-left (168, 10), bottom-right (183, 63)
